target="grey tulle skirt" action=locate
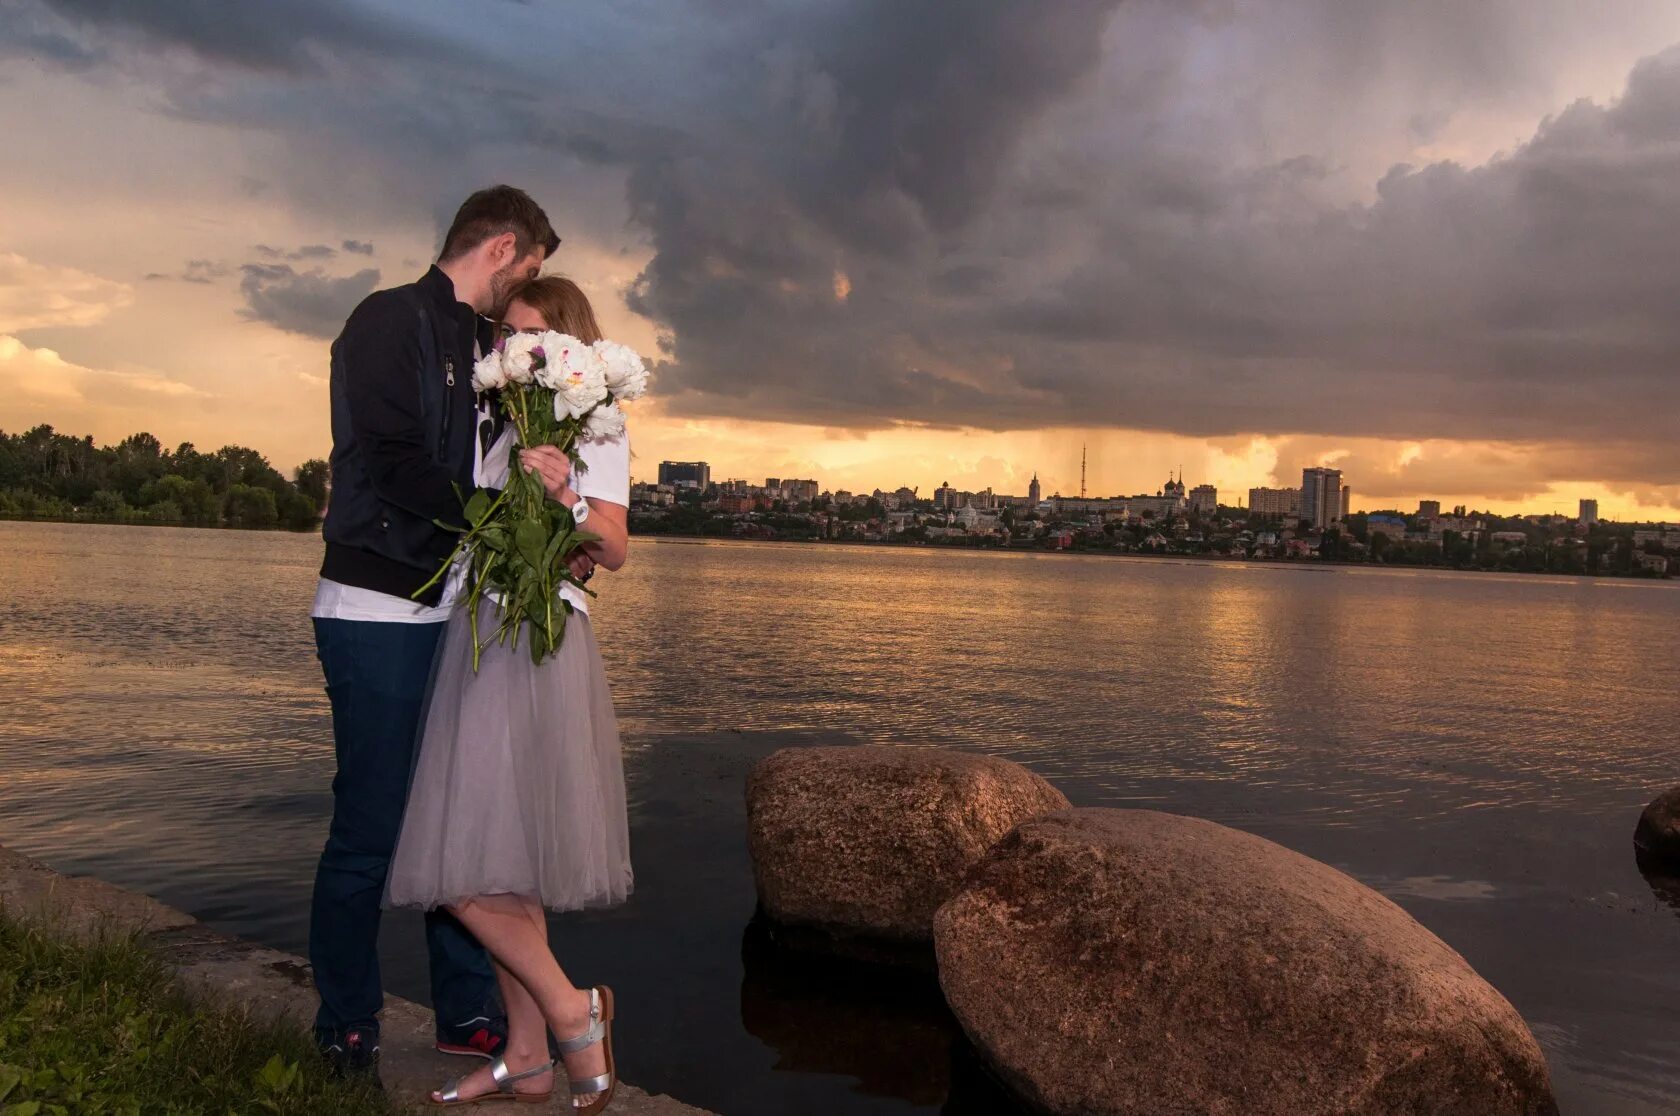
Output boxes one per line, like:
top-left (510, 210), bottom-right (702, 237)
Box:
top-left (385, 602), bottom-right (632, 913)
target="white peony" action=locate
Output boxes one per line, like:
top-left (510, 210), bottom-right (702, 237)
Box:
top-left (500, 332), bottom-right (540, 385)
top-left (593, 339), bottom-right (649, 401)
top-left (471, 351), bottom-right (508, 393)
top-left (582, 400), bottom-right (627, 442)
top-left (552, 340), bottom-right (609, 418)
top-left (531, 331), bottom-right (584, 390)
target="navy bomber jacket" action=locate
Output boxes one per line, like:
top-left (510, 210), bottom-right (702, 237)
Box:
top-left (320, 266), bottom-right (494, 606)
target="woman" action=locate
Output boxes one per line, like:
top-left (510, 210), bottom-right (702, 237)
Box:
top-left (385, 277), bottom-right (633, 1110)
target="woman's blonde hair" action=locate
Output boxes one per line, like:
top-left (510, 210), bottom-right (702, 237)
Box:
top-left (510, 276), bottom-right (604, 343)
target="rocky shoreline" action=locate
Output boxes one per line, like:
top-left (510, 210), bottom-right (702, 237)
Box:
top-left (0, 845), bottom-right (713, 1116)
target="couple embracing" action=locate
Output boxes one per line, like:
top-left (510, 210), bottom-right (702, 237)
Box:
top-left (310, 186), bottom-right (631, 1109)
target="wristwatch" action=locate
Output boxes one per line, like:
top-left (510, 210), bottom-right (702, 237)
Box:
top-left (569, 498), bottom-right (590, 527)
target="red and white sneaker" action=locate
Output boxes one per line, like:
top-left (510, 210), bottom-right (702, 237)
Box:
top-left (435, 1015), bottom-right (507, 1060)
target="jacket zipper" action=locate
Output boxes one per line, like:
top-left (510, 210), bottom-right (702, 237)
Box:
top-left (439, 350), bottom-right (455, 459)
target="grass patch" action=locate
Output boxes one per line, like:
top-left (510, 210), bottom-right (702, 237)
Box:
top-left (0, 907), bottom-right (396, 1115)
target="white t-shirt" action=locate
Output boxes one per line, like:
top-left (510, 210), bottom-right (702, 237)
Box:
top-left (312, 402), bottom-right (630, 622)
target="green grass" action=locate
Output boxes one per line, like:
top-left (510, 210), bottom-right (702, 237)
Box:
top-left (0, 908), bottom-right (396, 1116)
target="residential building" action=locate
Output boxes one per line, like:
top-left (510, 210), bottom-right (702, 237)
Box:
top-left (1249, 486), bottom-right (1301, 519)
top-left (1636, 552), bottom-right (1669, 574)
top-left (1418, 500), bottom-right (1441, 519)
top-left (1301, 467), bottom-right (1345, 529)
top-left (658, 461), bottom-right (711, 490)
top-left (1579, 499), bottom-right (1599, 525)
top-left (1028, 473), bottom-right (1042, 506)
top-left (1367, 514), bottom-right (1407, 540)
top-left (1189, 484), bottom-right (1218, 515)
top-left (781, 479), bottom-right (819, 503)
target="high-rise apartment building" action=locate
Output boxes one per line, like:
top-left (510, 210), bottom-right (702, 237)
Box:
top-left (1579, 499), bottom-right (1600, 525)
top-left (1028, 473), bottom-right (1042, 506)
top-left (1418, 500), bottom-right (1441, 519)
top-left (1189, 484), bottom-right (1218, 515)
top-left (658, 461), bottom-right (711, 490)
top-left (1248, 487), bottom-right (1301, 519)
top-left (1301, 467), bottom-right (1345, 529)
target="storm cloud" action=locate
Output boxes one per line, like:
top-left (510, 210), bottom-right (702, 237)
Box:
top-left (239, 263), bottom-right (378, 339)
top-left (8, 0), bottom-right (1680, 487)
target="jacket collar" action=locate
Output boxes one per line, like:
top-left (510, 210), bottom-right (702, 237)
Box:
top-left (420, 265), bottom-right (499, 362)
top-left (418, 264), bottom-right (471, 316)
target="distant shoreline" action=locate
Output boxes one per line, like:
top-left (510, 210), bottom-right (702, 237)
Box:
top-left (4, 515), bottom-right (1671, 583)
top-left (0, 512), bottom-right (314, 534)
top-left (633, 531), bottom-right (1677, 583)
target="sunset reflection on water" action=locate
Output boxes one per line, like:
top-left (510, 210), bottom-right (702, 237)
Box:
top-left (1, 523), bottom-right (1677, 1114)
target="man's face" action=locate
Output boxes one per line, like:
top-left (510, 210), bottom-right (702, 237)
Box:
top-left (488, 246), bottom-right (546, 318)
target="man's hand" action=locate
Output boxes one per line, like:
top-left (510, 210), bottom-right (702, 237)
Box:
top-left (567, 550), bottom-right (596, 583)
top-left (519, 446), bottom-right (573, 504)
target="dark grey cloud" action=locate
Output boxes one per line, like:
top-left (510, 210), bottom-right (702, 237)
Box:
top-left (30, 0), bottom-right (452, 73)
top-left (180, 258), bottom-right (225, 283)
top-left (141, 259), bottom-right (228, 283)
top-left (10, 0), bottom-right (1680, 486)
top-left (238, 263), bottom-right (379, 339)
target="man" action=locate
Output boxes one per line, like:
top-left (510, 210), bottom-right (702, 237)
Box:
top-left (309, 185), bottom-right (560, 1079)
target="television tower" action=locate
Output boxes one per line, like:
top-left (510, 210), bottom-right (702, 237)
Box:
top-left (1080, 444), bottom-right (1087, 499)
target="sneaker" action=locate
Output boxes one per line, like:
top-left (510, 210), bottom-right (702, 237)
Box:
top-left (436, 1014), bottom-right (507, 1060)
top-left (320, 1025), bottom-right (382, 1085)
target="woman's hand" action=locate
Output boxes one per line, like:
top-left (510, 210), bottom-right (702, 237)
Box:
top-left (519, 446), bottom-right (576, 505)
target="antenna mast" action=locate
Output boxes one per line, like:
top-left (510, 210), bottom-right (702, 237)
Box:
top-left (1081, 444), bottom-right (1087, 499)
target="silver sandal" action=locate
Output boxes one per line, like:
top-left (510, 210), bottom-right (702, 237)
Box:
top-left (431, 1053), bottom-right (555, 1106)
top-left (557, 986), bottom-right (617, 1114)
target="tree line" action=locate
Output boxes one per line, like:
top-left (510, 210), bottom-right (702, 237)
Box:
top-left (0, 425), bottom-right (329, 532)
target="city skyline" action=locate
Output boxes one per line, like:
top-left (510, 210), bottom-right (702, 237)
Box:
top-left (653, 456), bottom-right (1655, 524)
top-left (5, 4), bottom-right (1680, 521)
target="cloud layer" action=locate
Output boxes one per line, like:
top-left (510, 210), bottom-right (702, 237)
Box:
top-left (5, 0), bottom-right (1680, 510)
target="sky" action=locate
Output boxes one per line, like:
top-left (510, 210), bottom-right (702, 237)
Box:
top-left (3, 1), bottom-right (1680, 519)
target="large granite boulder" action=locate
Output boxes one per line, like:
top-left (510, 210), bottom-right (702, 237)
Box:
top-left (934, 809), bottom-right (1558, 1116)
top-left (746, 745), bottom-right (1069, 942)
top-left (1635, 785), bottom-right (1680, 873)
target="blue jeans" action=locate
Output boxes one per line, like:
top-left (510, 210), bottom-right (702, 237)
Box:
top-left (310, 617), bottom-right (495, 1038)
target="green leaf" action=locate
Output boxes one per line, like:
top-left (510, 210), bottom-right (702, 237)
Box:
top-left (464, 488), bottom-right (493, 527)
top-left (542, 526), bottom-right (573, 569)
top-left (514, 518), bottom-right (547, 569)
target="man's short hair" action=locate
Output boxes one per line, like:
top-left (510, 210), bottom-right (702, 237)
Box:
top-left (439, 186), bottom-right (560, 262)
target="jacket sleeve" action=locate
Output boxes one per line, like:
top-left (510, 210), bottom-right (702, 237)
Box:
top-left (338, 292), bottom-right (467, 524)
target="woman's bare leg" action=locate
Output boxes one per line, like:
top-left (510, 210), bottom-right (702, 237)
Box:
top-left (430, 955), bottom-right (555, 1102)
top-left (444, 896), bottom-right (610, 1102)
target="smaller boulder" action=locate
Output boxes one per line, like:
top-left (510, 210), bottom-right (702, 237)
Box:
top-left (1635, 785), bottom-right (1680, 873)
top-left (746, 745), bottom-right (1068, 942)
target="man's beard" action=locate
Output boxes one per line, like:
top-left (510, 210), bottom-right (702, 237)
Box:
top-left (487, 261), bottom-right (525, 318)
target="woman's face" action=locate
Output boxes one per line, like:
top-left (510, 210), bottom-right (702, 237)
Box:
top-left (501, 298), bottom-right (547, 335)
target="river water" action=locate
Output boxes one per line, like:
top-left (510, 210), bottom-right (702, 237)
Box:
top-left (1, 520), bottom-right (1677, 1114)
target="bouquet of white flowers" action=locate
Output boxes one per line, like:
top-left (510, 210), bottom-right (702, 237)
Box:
top-left (414, 331), bottom-right (649, 668)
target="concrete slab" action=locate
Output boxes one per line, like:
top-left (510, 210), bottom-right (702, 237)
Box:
top-left (0, 845), bottom-right (713, 1115)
